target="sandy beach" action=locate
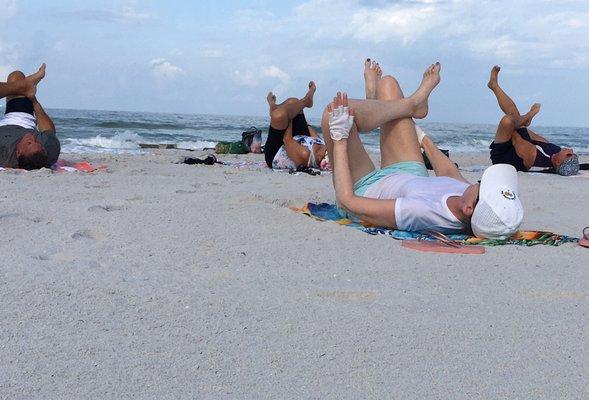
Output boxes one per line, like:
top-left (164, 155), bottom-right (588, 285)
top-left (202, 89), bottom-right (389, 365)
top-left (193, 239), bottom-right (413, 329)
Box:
top-left (1, 150), bottom-right (587, 398)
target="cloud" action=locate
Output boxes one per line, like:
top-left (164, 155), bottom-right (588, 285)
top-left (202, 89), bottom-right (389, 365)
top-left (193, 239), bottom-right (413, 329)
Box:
top-left (0, 0), bottom-right (16, 20)
top-left (0, 39), bottom-right (18, 79)
top-left (232, 65), bottom-right (291, 93)
top-left (58, 3), bottom-right (152, 24)
top-left (150, 59), bottom-right (184, 79)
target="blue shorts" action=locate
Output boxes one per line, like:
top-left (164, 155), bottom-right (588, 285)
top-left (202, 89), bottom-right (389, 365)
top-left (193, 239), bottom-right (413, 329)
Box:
top-left (337, 161), bottom-right (429, 219)
top-left (353, 161), bottom-right (429, 196)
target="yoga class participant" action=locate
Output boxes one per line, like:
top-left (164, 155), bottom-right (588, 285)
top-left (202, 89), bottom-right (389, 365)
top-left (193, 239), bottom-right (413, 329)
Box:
top-left (264, 81), bottom-right (329, 170)
top-left (322, 63), bottom-right (523, 239)
top-left (487, 65), bottom-right (579, 176)
top-left (0, 68), bottom-right (60, 170)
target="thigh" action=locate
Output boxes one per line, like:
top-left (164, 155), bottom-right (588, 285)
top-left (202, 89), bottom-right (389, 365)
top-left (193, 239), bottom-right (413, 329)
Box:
top-left (321, 109), bottom-right (375, 184)
top-left (376, 76), bottom-right (423, 168)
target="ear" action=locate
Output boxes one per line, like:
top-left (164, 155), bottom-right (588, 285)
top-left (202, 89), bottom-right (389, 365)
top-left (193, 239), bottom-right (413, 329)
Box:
top-left (462, 202), bottom-right (474, 218)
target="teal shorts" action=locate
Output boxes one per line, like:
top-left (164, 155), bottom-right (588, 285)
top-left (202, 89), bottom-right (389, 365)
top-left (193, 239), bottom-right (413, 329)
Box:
top-left (337, 161), bottom-right (428, 220)
top-left (353, 161), bottom-right (428, 196)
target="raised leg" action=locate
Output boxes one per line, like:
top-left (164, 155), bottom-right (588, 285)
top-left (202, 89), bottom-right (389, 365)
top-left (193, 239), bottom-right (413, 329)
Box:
top-left (268, 82), bottom-right (316, 130)
top-left (488, 65), bottom-right (541, 127)
top-left (495, 115), bottom-right (536, 169)
top-left (375, 76), bottom-right (424, 167)
top-left (0, 65), bottom-right (46, 100)
top-left (348, 63), bottom-right (441, 132)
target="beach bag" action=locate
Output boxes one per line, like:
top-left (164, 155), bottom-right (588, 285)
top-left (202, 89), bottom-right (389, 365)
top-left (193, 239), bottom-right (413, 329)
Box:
top-left (242, 126), bottom-right (262, 154)
top-left (215, 141), bottom-right (249, 154)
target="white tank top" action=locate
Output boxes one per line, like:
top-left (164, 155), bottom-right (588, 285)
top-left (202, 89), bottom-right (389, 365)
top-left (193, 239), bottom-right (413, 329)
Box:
top-left (364, 173), bottom-right (469, 233)
top-left (0, 112), bottom-right (37, 130)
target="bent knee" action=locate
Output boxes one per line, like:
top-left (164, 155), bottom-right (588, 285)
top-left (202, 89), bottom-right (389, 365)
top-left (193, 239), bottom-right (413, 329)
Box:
top-left (7, 70), bottom-right (25, 82)
top-left (270, 108), bottom-right (288, 128)
top-left (377, 75), bottom-right (403, 100)
top-left (499, 115), bottom-right (517, 130)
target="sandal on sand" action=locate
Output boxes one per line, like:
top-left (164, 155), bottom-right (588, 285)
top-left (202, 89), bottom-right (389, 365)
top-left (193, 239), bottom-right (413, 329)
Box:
top-left (402, 240), bottom-right (485, 254)
top-left (580, 227), bottom-right (589, 248)
top-left (402, 231), bottom-right (485, 254)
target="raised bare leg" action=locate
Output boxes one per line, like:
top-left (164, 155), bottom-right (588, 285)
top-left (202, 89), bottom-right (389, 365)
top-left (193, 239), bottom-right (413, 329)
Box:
top-left (269, 81), bottom-right (316, 130)
top-left (376, 76), bottom-right (424, 167)
top-left (487, 65), bottom-right (522, 116)
top-left (349, 63), bottom-right (441, 132)
top-left (0, 64), bottom-right (46, 100)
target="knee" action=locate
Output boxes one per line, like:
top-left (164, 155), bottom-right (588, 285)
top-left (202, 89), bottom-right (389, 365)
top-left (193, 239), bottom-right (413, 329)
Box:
top-left (270, 108), bottom-right (288, 127)
top-left (7, 70), bottom-right (25, 83)
top-left (499, 115), bottom-right (517, 131)
top-left (377, 75), bottom-right (403, 100)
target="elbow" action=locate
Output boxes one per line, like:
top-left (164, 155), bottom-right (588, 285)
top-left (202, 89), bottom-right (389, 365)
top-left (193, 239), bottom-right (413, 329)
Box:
top-left (336, 193), bottom-right (356, 212)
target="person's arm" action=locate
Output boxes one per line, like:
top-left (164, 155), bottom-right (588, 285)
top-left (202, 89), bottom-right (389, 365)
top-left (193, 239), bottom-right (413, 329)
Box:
top-left (332, 138), bottom-right (397, 227)
top-left (421, 135), bottom-right (469, 183)
top-left (32, 97), bottom-right (55, 134)
top-left (283, 125), bottom-right (311, 167)
top-left (308, 125), bottom-right (319, 138)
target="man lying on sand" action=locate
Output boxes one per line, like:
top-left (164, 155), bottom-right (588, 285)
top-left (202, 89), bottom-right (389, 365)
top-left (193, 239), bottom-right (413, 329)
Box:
top-left (487, 65), bottom-right (579, 176)
top-left (0, 67), bottom-right (60, 170)
top-left (263, 82), bottom-right (329, 170)
top-left (321, 62), bottom-right (523, 239)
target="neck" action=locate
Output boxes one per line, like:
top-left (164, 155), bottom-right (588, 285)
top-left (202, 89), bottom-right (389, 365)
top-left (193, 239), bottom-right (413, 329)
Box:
top-left (446, 196), bottom-right (466, 222)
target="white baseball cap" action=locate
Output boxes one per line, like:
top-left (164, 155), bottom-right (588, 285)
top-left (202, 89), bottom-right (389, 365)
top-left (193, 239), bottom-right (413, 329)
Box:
top-left (471, 164), bottom-right (524, 239)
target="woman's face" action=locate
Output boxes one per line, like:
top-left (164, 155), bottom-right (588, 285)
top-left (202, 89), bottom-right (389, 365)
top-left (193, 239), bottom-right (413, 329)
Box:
top-left (312, 144), bottom-right (329, 169)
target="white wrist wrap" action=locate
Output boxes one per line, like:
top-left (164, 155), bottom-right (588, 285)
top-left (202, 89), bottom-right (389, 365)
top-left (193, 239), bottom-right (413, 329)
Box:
top-left (415, 125), bottom-right (427, 145)
top-left (329, 106), bottom-right (354, 141)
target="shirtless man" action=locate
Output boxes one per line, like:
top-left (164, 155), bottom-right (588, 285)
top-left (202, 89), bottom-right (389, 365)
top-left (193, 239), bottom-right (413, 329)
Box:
top-left (487, 65), bottom-right (579, 176)
top-left (321, 62), bottom-right (523, 239)
top-left (263, 82), bottom-right (329, 170)
top-left (0, 67), bottom-right (60, 169)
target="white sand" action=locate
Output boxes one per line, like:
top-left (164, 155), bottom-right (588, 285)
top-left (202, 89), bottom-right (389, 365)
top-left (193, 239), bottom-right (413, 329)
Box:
top-left (0, 150), bottom-right (587, 399)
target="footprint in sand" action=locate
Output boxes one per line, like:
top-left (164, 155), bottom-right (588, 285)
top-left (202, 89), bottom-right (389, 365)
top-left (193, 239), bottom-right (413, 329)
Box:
top-left (71, 229), bottom-right (95, 240)
top-left (87, 205), bottom-right (125, 212)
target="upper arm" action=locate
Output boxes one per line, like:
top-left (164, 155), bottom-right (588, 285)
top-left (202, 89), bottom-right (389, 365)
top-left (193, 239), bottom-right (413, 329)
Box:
top-left (283, 136), bottom-right (310, 167)
top-left (341, 196), bottom-right (397, 228)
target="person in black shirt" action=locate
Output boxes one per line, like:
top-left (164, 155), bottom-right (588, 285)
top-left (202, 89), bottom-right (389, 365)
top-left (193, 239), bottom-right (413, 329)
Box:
top-left (0, 69), bottom-right (59, 170)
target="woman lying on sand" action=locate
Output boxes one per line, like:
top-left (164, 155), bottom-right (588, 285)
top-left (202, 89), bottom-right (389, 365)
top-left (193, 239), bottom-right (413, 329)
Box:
top-left (263, 82), bottom-right (329, 171)
top-left (487, 65), bottom-right (579, 176)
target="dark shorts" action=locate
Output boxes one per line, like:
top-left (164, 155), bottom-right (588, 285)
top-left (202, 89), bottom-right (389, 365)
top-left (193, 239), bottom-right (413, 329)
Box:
top-left (489, 140), bottom-right (528, 172)
top-left (264, 114), bottom-right (311, 168)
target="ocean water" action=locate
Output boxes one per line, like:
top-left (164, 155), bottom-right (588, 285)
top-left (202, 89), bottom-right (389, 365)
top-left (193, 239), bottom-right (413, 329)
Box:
top-left (20, 108), bottom-right (589, 155)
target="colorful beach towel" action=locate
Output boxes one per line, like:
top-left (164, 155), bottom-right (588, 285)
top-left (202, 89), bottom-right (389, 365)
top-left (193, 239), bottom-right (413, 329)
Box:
top-left (293, 203), bottom-right (578, 247)
top-left (0, 159), bottom-right (106, 173)
top-left (51, 159), bottom-right (108, 173)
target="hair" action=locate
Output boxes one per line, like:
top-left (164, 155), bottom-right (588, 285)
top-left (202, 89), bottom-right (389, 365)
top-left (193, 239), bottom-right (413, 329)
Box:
top-left (17, 150), bottom-right (49, 170)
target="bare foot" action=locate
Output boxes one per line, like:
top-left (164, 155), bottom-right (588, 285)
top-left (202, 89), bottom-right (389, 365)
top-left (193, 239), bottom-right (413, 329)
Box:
top-left (303, 81), bottom-right (316, 108)
top-left (410, 62), bottom-right (441, 119)
top-left (267, 91), bottom-right (277, 113)
top-left (21, 63), bottom-right (46, 99)
top-left (364, 58), bottom-right (381, 99)
top-left (521, 103), bottom-right (541, 126)
top-left (487, 65), bottom-right (500, 90)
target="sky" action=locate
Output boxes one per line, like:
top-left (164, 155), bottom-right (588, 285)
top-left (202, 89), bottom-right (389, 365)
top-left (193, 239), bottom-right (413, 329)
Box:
top-left (1, 0), bottom-right (589, 126)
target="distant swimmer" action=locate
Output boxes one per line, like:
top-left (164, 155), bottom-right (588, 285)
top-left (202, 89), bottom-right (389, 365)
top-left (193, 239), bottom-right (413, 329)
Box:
top-left (486, 65), bottom-right (579, 176)
top-left (0, 68), bottom-right (60, 170)
top-left (263, 81), bottom-right (329, 171)
top-left (322, 62), bottom-right (523, 239)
